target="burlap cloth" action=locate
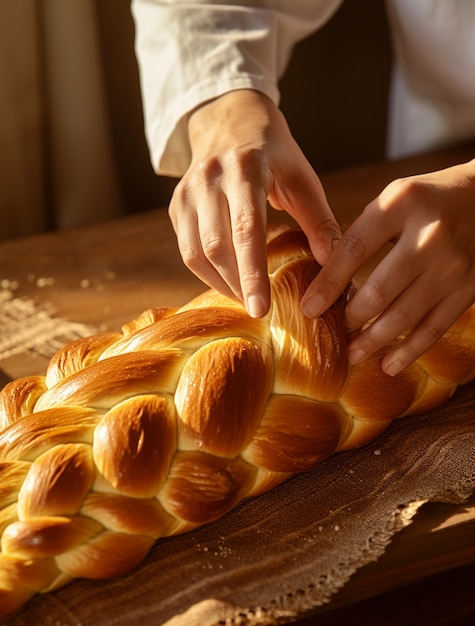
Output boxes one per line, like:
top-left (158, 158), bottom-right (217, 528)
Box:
top-left (1, 290), bottom-right (474, 626)
top-left (0, 290), bottom-right (92, 364)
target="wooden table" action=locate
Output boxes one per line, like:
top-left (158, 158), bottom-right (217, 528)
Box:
top-left (1, 144), bottom-right (475, 624)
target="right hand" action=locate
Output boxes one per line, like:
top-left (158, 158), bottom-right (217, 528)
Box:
top-left (168, 89), bottom-right (341, 318)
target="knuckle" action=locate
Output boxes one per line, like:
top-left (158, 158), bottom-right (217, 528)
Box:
top-left (240, 273), bottom-right (261, 292)
top-left (224, 147), bottom-right (262, 177)
top-left (337, 230), bottom-right (367, 260)
top-left (195, 156), bottom-right (224, 181)
top-left (239, 265), bottom-right (266, 286)
top-left (174, 158), bottom-right (225, 193)
top-left (323, 217), bottom-right (342, 237)
top-left (361, 278), bottom-right (390, 312)
top-left (232, 213), bottom-right (260, 245)
top-left (179, 244), bottom-right (203, 272)
top-left (201, 234), bottom-right (227, 262)
top-left (450, 248), bottom-right (472, 277)
top-left (391, 305), bottom-right (416, 331)
top-left (384, 176), bottom-right (424, 204)
top-left (225, 148), bottom-right (273, 192)
top-left (232, 147), bottom-right (256, 170)
top-left (399, 322), bottom-right (446, 363)
top-left (378, 176), bottom-right (431, 220)
top-left (169, 180), bottom-right (190, 213)
top-left (431, 242), bottom-right (473, 285)
top-left (420, 321), bottom-right (446, 344)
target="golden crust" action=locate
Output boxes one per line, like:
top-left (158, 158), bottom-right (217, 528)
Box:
top-left (1, 224), bottom-right (475, 616)
top-left (270, 257), bottom-right (348, 402)
top-left (17, 444), bottom-right (95, 519)
top-left (80, 492), bottom-right (174, 538)
top-left (0, 553), bottom-right (61, 614)
top-left (56, 531), bottom-right (154, 580)
top-left (159, 450), bottom-right (257, 525)
top-left (176, 337), bottom-right (273, 457)
top-left (93, 395), bottom-right (176, 498)
top-left (0, 462), bottom-right (31, 510)
top-left (242, 394), bottom-right (345, 472)
top-left (340, 353), bottom-right (426, 421)
top-left (121, 306), bottom-right (177, 336)
top-left (0, 407), bottom-right (99, 463)
top-left (0, 376), bottom-right (47, 429)
top-left (36, 349), bottom-right (188, 411)
top-left (105, 307), bottom-right (270, 357)
top-left (415, 333), bottom-right (475, 385)
top-left (1, 515), bottom-right (103, 558)
top-left (45, 332), bottom-right (122, 388)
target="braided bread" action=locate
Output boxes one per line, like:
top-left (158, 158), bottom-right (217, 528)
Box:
top-left (1, 224), bottom-right (475, 617)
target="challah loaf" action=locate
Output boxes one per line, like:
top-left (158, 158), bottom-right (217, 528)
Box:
top-left (1, 224), bottom-right (475, 616)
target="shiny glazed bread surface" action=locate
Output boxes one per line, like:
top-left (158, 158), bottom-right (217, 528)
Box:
top-left (1, 225), bottom-right (475, 616)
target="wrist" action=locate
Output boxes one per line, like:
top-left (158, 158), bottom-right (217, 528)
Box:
top-left (187, 89), bottom-right (281, 147)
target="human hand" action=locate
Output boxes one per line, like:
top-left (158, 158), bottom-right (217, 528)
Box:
top-left (301, 159), bottom-right (475, 376)
top-left (168, 89), bottom-right (341, 318)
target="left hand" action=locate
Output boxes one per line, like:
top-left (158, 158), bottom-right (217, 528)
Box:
top-left (301, 159), bottom-right (475, 376)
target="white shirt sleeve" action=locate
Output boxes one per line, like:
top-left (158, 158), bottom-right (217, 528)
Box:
top-left (385, 0), bottom-right (475, 158)
top-left (131, 0), bottom-right (343, 177)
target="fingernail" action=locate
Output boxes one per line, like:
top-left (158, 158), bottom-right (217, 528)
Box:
top-left (246, 294), bottom-right (267, 318)
top-left (301, 293), bottom-right (325, 318)
top-left (384, 359), bottom-right (403, 377)
top-left (348, 347), bottom-right (367, 365)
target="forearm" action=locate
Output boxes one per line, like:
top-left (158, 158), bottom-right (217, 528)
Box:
top-left (131, 0), bottom-right (342, 177)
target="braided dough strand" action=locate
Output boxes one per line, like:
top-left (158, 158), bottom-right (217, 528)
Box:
top-left (1, 225), bottom-right (475, 616)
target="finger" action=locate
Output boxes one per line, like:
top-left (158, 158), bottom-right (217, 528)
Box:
top-left (228, 179), bottom-right (270, 318)
top-left (300, 201), bottom-right (399, 319)
top-left (348, 275), bottom-right (475, 375)
top-left (347, 270), bottom-right (444, 367)
top-left (169, 188), bottom-right (239, 301)
top-left (300, 230), bottom-right (376, 319)
top-left (380, 290), bottom-right (475, 376)
top-left (344, 206), bottom-right (475, 333)
top-left (195, 190), bottom-right (245, 301)
top-left (343, 235), bottom-right (422, 332)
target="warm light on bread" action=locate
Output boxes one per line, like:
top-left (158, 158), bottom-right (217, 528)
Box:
top-left (1, 225), bottom-right (475, 616)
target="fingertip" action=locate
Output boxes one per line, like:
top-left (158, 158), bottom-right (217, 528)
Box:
top-left (348, 347), bottom-right (367, 365)
top-left (246, 293), bottom-right (269, 318)
top-left (301, 292), bottom-right (326, 319)
top-left (381, 348), bottom-right (407, 377)
top-left (382, 358), bottom-right (404, 377)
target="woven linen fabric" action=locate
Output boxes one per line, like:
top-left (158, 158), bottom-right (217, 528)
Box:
top-left (0, 290), bottom-right (92, 363)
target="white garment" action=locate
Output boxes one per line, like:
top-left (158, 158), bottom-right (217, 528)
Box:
top-left (385, 0), bottom-right (475, 158)
top-left (132, 0), bottom-right (475, 178)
